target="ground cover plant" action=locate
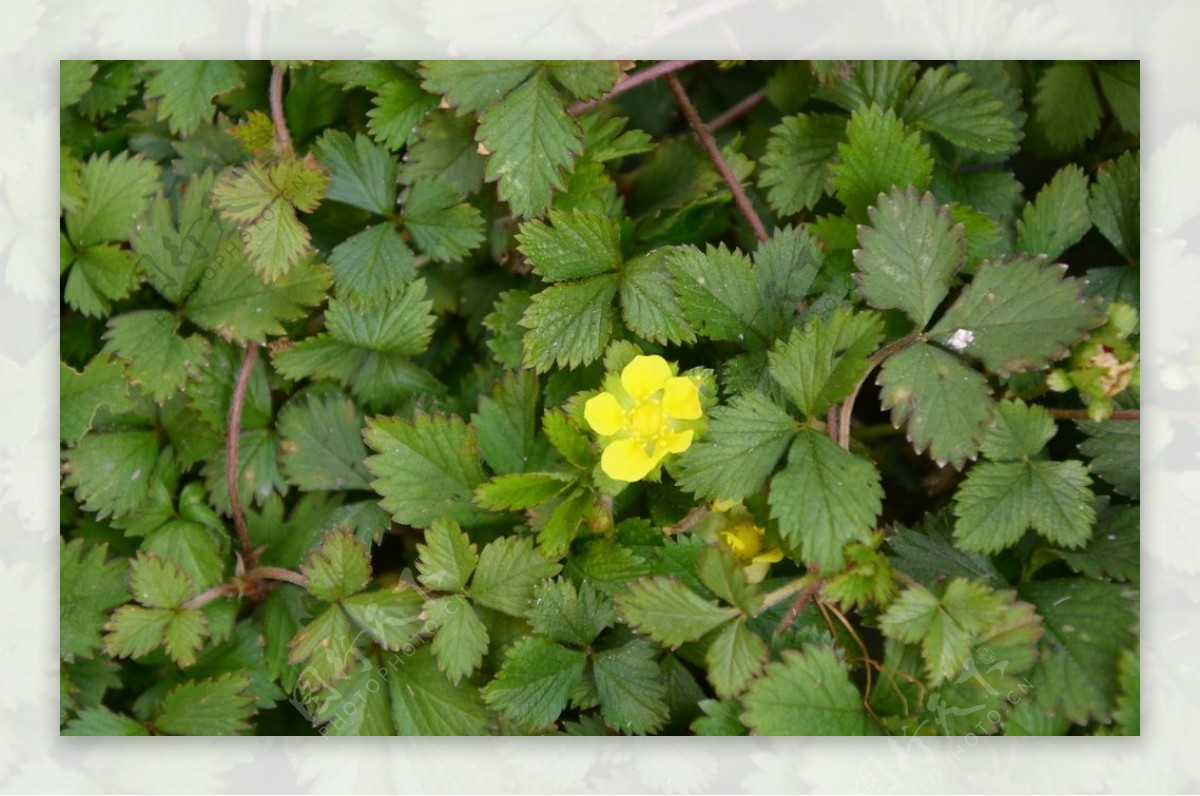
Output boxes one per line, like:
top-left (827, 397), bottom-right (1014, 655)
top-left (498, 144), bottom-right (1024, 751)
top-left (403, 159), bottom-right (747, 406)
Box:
top-left (59, 59), bottom-right (1140, 736)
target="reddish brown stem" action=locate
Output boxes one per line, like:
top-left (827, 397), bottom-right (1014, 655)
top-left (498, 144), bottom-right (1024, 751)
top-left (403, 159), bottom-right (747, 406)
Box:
top-left (569, 60), bottom-right (699, 115)
top-left (269, 64), bottom-right (294, 158)
top-left (708, 88), bottom-right (766, 132)
top-left (666, 73), bottom-right (769, 242)
top-left (775, 578), bottom-right (825, 635)
top-left (665, 506), bottom-right (710, 536)
top-left (251, 566), bottom-right (309, 589)
top-left (1049, 408), bottom-right (1140, 421)
top-left (228, 343), bottom-right (259, 570)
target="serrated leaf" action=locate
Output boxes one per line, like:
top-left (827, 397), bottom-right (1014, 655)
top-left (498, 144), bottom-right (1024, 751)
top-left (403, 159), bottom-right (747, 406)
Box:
top-left (161, 608), bottom-right (209, 667)
top-left (527, 579), bottom-right (615, 647)
top-left (854, 188), bottom-right (965, 327)
top-left (301, 530), bottom-right (371, 603)
top-left (63, 706), bottom-right (149, 736)
top-left (427, 594), bottom-right (489, 684)
top-left (101, 310), bottom-right (209, 404)
top-left (184, 256), bottom-right (332, 344)
top-left (741, 645), bottom-right (877, 735)
top-left (63, 243), bottom-right (139, 318)
top-left (470, 536), bottom-right (561, 617)
top-left (615, 250), bottom-right (695, 346)
top-left (1033, 62), bottom-right (1102, 152)
top-left (1097, 62), bottom-right (1139, 136)
top-left (696, 546), bottom-right (759, 616)
top-left (341, 587), bottom-right (424, 650)
top-left (816, 60), bottom-right (916, 112)
top-left (327, 223), bottom-right (416, 301)
top-left (667, 244), bottom-right (767, 344)
top-left (62, 430), bottom-right (160, 520)
top-left (66, 152), bottom-right (161, 249)
top-left (311, 658), bottom-right (394, 736)
top-left (900, 64), bottom-right (1021, 154)
top-left (288, 605), bottom-right (359, 689)
top-left (1015, 165), bottom-right (1092, 262)
top-left (769, 307), bottom-right (884, 417)
top-left (769, 429), bottom-right (883, 572)
top-left (261, 586), bottom-right (306, 693)
top-left (616, 577), bottom-right (738, 648)
top-left (60, 357), bottom-right (134, 445)
top-left (1077, 418), bottom-right (1139, 499)
top-left (313, 130), bottom-right (398, 215)
top-left (400, 110), bottom-right (486, 194)
top-left (954, 460), bottom-right (1095, 553)
top-left (675, 391), bottom-right (797, 502)
top-left (517, 208), bottom-right (621, 282)
top-left (1089, 151), bottom-right (1139, 261)
top-left (929, 255), bottom-right (1103, 375)
top-left (593, 639), bottom-right (669, 735)
top-left (1114, 646), bottom-right (1139, 735)
top-left (416, 518), bottom-right (479, 592)
top-left (142, 520), bottom-right (225, 590)
top-left (202, 427), bottom-right (286, 513)
top-left (830, 105), bottom-right (933, 218)
top-left (877, 342), bottom-right (993, 469)
top-left (758, 113), bottom-right (844, 214)
top-left (471, 369), bottom-right (553, 475)
top-left (1019, 578), bottom-right (1137, 724)
top-left (277, 392), bottom-right (370, 492)
top-left (364, 412), bottom-right (491, 528)
top-left (475, 472), bottom-right (574, 511)
top-left (754, 225), bottom-right (823, 338)
top-left (398, 181), bottom-right (484, 263)
top-left (519, 274), bottom-right (618, 372)
top-left (326, 281), bottom-right (434, 357)
top-left (366, 71), bottom-right (439, 151)
top-left (127, 552), bottom-right (196, 609)
top-left (420, 60), bottom-right (536, 114)
top-left (483, 636), bottom-right (587, 729)
top-left (60, 539), bottom-right (129, 661)
top-left (887, 514), bottom-right (1004, 586)
top-left (537, 489), bottom-right (592, 558)
top-left (61, 60), bottom-right (96, 108)
top-left (542, 409), bottom-right (596, 470)
top-left (692, 699), bottom-right (748, 736)
top-left (705, 619), bottom-right (768, 699)
top-left (544, 61), bottom-right (623, 100)
top-left (981, 399), bottom-right (1056, 460)
top-left (104, 606), bottom-right (173, 660)
top-left (143, 61), bottom-right (243, 136)
top-left (387, 646), bottom-right (491, 735)
top-left (1059, 499), bottom-right (1139, 584)
top-left (154, 674), bottom-right (256, 736)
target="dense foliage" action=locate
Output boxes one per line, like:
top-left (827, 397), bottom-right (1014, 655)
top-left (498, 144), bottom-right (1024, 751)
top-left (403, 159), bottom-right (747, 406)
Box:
top-left (59, 59), bottom-right (1139, 736)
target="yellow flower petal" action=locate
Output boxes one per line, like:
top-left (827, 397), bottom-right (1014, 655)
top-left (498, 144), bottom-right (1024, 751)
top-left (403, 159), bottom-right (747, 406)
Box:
top-left (584, 391), bottom-right (625, 436)
top-left (712, 498), bottom-right (740, 513)
top-left (752, 547), bottom-right (784, 564)
top-left (658, 428), bottom-right (694, 454)
top-left (621, 355), bottom-right (672, 400)
top-left (661, 376), bottom-right (702, 420)
top-left (601, 438), bottom-right (659, 482)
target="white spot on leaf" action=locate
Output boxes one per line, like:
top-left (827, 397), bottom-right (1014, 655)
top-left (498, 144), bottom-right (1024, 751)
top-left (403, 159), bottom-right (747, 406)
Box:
top-left (947, 328), bottom-right (975, 352)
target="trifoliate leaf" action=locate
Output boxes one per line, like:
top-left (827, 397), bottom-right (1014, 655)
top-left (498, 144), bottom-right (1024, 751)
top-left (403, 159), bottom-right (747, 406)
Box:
top-left (66, 152), bottom-right (161, 249)
top-left (469, 536), bottom-right (561, 617)
top-left (667, 244), bottom-right (767, 344)
top-left (154, 674), bottom-right (256, 736)
top-left (326, 280), bottom-right (434, 356)
top-left (160, 607), bottom-right (209, 667)
top-left (312, 130), bottom-right (398, 215)
top-left (364, 412), bottom-right (491, 528)
top-left (593, 639), bottom-right (669, 735)
top-left (823, 537), bottom-right (898, 611)
top-left (1077, 419), bottom-right (1139, 499)
top-left (527, 579), bottom-right (616, 647)
top-left (326, 223), bottom-right (416, 301)
top-left (101, 310), bottom-right (209, 404)
top-left (900, 64), bottom-right (1021, 154)
top-left (475, 472), bottom-right (574, 511)
top-left (517, 208), bottom-right (621, 282)
top-left (758, 113), bottom-right (844, 214)
top-left (741, 645), bottom-right (877, 735)
top-left (427, 594), bottom-right (489, 684)
top-left (400, 110), bottom-right (486, 195)
top-left (929, 255), bottom-right (1104, 375)
top-left (876, 342), bottom-right (994, 469)
top-left (62, 430), bottom-right (160, 520)
top-left (400, 181), bottom-right (485, 263)
top-left (143, 61), bottom-right (244, 136)
top-left (142, 520), bottom-right (226, 590)
top-left (981, 399), bottom-right (1056, 460)
top-left (301, 530), bottom-right (371, 603)
top-left (1015, 165), bottom-right (1092, 262)
top-left (416, 518), bottom-right (478, 592)
top-left (60, 539), bottom-right (129, 661)
top-left (1097, 62), bottom-right (1139, 136)
top-left (63, 706), bottom-right (149, 736)
top-left (768, 307), bottom-right (884, 417)
top-left (483, 636), bottom-right (588, 729)
top-left (1089, 151), bottom-right (1139, 261)
top-left (853, 188), bottom-right (965, 327)
top-left (103, 606), bottom-right (173, 660)
top-left (616, 577), bottom-right (738, 648)
top-left (953, 460), bottom-right (1095, 553)
top-left (830, 105), bottom-right (933, 218)
top-left (1018, 578), bottom-right (1137, 724)
top-left (769, 428), bottom-right (883, 572)
top-left (60, 357), bottom-right (134, 445)
top-left (278, 392), bottom-right (371, 492)
top-left (519, 274), bottom-right (618, 372)
top-left (63, 244), bottom-right (139, 318)
top-left (620, 249), bottom-right (696, 346)
top-left (341, 588), bottom-right (425, 650)
top-left (705, 619), bottom-right (768, 699)
top-left (387, 646), bottom-right (492, 735)
top-left (365, 70), bottom-right (439, 151)
top-left (1033, 62), bottom-right (1102, 152)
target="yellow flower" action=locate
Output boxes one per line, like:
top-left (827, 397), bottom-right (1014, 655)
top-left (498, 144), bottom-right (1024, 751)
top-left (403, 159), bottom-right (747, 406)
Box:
top-left (584, 354), bottom-right (703, 482)
top-left (705, 501), bottom-right (783, 584)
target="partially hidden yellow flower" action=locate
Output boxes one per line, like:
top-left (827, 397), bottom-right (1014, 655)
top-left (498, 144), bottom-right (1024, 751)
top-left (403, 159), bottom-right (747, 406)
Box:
top-left (584, 354), bottom-right (703, 482)
top-left (707, 501), bottom-right (783, 584)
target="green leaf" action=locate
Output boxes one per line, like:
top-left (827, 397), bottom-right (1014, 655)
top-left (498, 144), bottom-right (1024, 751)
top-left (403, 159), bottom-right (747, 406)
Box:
top-left (981, 399), bottom-right (1056, 460)
top-left (830, 105), bottom-right (933, 218)
top-left (1077, 420), bottom-right (1139, 498)
top-left (1097, 62), bottom-right (1139, 136)
top-left (278, 392), bottom-right (371, 492)
top-left (128, 552), bottom-right (197, 609)
top-left (399, 181), bottom-right (485, 263)
top-left (758, 113), bottom-right (844, 214)
top-left (470, 536), bottom-right (561, 617)
top-left (477, 70), bottom-right (582, 218)
top-left (387, 646), bottom-right (491, 735)
top-left (768, 307), bottom-right (884, 417)
top-left (953, 460), bottom-right (1095, 553)
top-left (288, 605), bottom-right (359, 689)
top-left (593, 640), bottom-right (669, 735)
top-left (527, 579), bottom-right (616, 647)
top-left (104, 606), bottom-right (173, 660)
top-left (1059, 500), bottom-right (1139, 584)
top-left (102, 310), bottom-right (209, 404)
top-left (471, 369), bottom-right (553, 475)
top-left (879, 578), bottom-right (1005, 686)
top-left (517, 208), bottom-right (621, 282)
top-left (66, 152), bottom-right (161, 248)
top-left (475, 472), bottom-right (574, 511)
top-left (886, 514), bottom-right (1004, 586)
top-left (60, 539), bottom-right (129, 661)
top-left (483, 636), bottom-right (588, 729)
top-left (616, 577), bottom-right (738, 648)
top-left (261, 586), bottom-right (306, 693)
top-left (1019, 578), bottom-right (1137, 723)
top-left (544, 61), bottom-right (623, 100)
top-left (301, 530), bottom-right (371, 603)
top-left (1089, 151), bottom-right (1139, 261)
top-left (929, 255), bottom-right (1103, 375)
top-left (741, 645), bottom-right (877, 735)
top-left (900, 64), bottom-right (1021, 154)
top-left (154, 674), bottom-right (256, 736)
top-left (853, 188), bottom-right (965, 327)
top-left (420, 60), bottom-right (536, 114)
top-left (313, 130), bottom-right (398, 215)
top-left (400, 110), bottom-right (485, 194)
top-left (667, 244), bottom-right (766, 344)
top-left (753, 225), bottom-right (823, 338)
top-left (63, 706), bottom-right (149, 736)
top-left (427, 594), bottom-right (489, 684)
top-left (537, 489), bottom-right (592, 557)
top-left (364, 412), bottom-right (491, 528)
top-left (62, 430), bottom-right (160, 520)
top-left (675, 391), bottom-right (797, 502)
top-left (876, 342), bottom-right (994, 469)
top-left (326, 223), bottom-right (416, 301)
top-left (341, 587), bottom-right (425, 650)
top-left (1033, 62), bottom-right (1102, 151)
top-left (311, 658), bottom-right (394, 736)
top-left (142, 520), bottom-right (226, 590)
top-left (705, 619), bottom-right (768, 699)
top-left (60, 356), bottom-right (134, 445)
top-left (416, 519), bottom-right (479, 593)
top-left (184, 255), bottom-right (332, 344)
top-left (696, 546), bottom-right (759, 616)
top-left (519, 274), bottom-right (618, 372)
top-left (1114, 646), bottom-right (1139, 735)
top-left (202, 427), bottom-right (286, 513)
top-left (161, 607), bottom-right (209, 667)
top-left (61, 60), bottom-right (96, 107)
top-left (816, 60), bottom-right (915, 111)
top-left (769, 429), bottom-right (883, 572)
top-left (64, 244), bottom-right (139, 318)
top-left (692, 699), bottom-right (748, 736)
top-left (143, 61), bottom-right (243, 136)
top-left (366, 71), bottom-right (439, 151)
top-left (1015, 165), bottom-right (1092, 262)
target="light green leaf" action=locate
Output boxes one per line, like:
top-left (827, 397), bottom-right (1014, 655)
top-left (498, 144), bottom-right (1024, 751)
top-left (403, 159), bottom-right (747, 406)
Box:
top-left (981, 399), bottom-right (1056, 460)
top-left (517, 208), bottom-right (621, 282)
top-left (619, 249), bottom-right (696, 346)
top-left (161, 608), bottom-right (209, 668)
top-left (696, 546), bottom-right (759, 616)
top-left (668, 244), bottom-right (767, 344)
top-left (63, 706), bottom-right (149, 736)
top-left (769, 429), bottom-right (883, 573)
top-left (593, 640), bottom-right (669, 735)
top-left (399, 181), bottom-right (484, 263)
top-left (616, 577), bottom-right (738, 648)
top-left (416, 519), bottom-right (479, 593)
top-left (64, 244), bottom-right (139, 318)
top-left (427, 594), bottom-right (489, 684)
top-left (61, 60), bottom-right (96, 107)
top-left (143, 61), bottom-right (244, 136)
top-left (758, 113), bottom-right (844, 215)
top-left (1015, 165), bottom-right (1092, 262)
top-left (475, 472), bottom-right (574, 511)
top-left (66, 152), bottom-right (161, 249)
top-left (519, 274), bottom-right (618, 372)
top-left (62, 430), bottom-right (160, 520)
top-left (311, 659), bottom-right (393, 736)
top-left (313, 130), bottom-right (398, 215)
top-left (741, 645), bottom-right (877, 735)
top-left (366, 71), bottom-right (439, 151)
top-left (768, 307), bottom-right (884, 417)
top-left (900, 64), bottom-right (1021, 154)
top-left (953, 460), bottom-right (1095, 553)
top-left (705, 619), bottom-right (768, 699)
top-left (536, 489), bottom-right (591, 558)
top-left (154, 674), bottom-right (256, 736)
top-left (387, 646), bottom-right (491, 735)
top-left (60, 357), bottom-right (134, 445)
top-left (830, 105), bottom-right (933, 218)
top-left (1089, 151), bottom-right (1139, 261)
top-left (1033, 62), bottom-right (1102, 151)
top-left (854, 188), bottom-right (965, 327)
top-left (471, 370), bottom-right (553, 475)
top-left (184, 256), bottom-right (332, 344)
top-left (544, 61), bottom-right (623, 100)
top-left (483, 636), bottom-right (587, 729)
top-left (102, 310), bottom-right (209, 404)
top-left (278, 392), bottom-right (370, 492)
top-left (60, 539), bottom-right (129, 661)
top-left (142, 520), bottom-right (225, 590)
top-left (341, 587), bottom-right (425, 650)
top-left (527, 579), bottom-right (616, 647)
top-left (301, 530), bottom-right (371, 603)
top-left (400, 110), bottom-right (486, 195)
top-left (470, 536), bottom-right (561, 617)
top-left (327, 223), bottom-right (416, 301)
top-left (420, 60), bottom-right (536, 114)
top-left (104, 606), bottom-right (173, 660)
top-left (326, 280), bottom-right (434, 356)
top-left (288, 605), bottom-right (359, 689)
